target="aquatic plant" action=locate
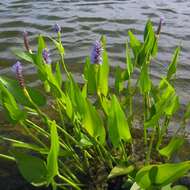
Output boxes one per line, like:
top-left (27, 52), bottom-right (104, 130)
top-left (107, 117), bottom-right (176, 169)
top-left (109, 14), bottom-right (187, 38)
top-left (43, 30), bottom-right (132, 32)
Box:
top-left (0, 19), bottom-right (189, 190)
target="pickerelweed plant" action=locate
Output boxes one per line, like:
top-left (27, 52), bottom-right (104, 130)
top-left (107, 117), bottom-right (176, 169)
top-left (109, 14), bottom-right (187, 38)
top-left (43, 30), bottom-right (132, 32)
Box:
top-left (0, 20), bottom-right (190, 190)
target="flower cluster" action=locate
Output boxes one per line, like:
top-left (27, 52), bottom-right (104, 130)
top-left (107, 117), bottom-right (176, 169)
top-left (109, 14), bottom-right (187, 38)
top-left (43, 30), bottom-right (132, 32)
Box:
top-left (42, 48), bottom-right (51, 64)
top-left (53, 23), bottom-right (61, 33)
top-left (12, 61), bottom-right (25, 88)
top-left (90, 40), bottom-right (103, 65)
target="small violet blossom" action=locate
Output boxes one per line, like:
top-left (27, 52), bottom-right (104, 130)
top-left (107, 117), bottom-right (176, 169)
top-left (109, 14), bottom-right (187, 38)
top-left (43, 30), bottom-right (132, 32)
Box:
top-left (90, 40), bottom-right (103, 65)
top-left (53, 24), bottom-right (61, 33)
top-left (12, 61), bottom-right (25, 88)
top-left (42, 48), bottom-right (51, 64)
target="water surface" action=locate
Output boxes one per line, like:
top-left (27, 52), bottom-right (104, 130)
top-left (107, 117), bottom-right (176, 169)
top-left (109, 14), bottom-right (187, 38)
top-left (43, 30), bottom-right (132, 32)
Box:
top-left (0, 0), bottom-right (190, 104)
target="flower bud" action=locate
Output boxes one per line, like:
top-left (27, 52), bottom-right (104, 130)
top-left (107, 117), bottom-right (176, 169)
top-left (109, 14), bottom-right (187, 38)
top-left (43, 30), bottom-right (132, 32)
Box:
top-left (23, 31), bottom-right (30, 52)
top-left (157, 16), bottom-right (165, 36)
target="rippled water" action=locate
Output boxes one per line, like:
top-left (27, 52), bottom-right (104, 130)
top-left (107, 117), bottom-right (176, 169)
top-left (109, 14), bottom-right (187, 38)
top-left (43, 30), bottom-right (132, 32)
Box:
top-left (0, 0), bottom-right (190, 103)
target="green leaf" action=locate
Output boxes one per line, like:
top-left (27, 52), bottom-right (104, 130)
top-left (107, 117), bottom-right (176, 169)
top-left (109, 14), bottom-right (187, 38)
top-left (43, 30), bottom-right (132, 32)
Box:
top-left (49, 37), bottom-right (64, 56)
top-left (38, 35), bottom-right (46, 57)
top-left (135, 161), bottom-right (190, 189)
top-left (139, 62), bottom-right (151, 94)
top-left (13, 151), bottom-right (47, 186)
top-left (159, 137), bottom-right (184, 159)
top-left (162, 184), bottom-right (172, 190)
top-left (0, 76), bottom-right (46, 107)
top-left (83, 100), bottom-right (106, 144)
top-left (100, 96), bottom-right (111, 116)
top-left (64, 94), bottom-right (73, 119)
top-left (98, 45), bottom-right (109, 96)
top-left (108, 165), bottom-right (134, 179)
top-left (84, 57), bottom-right (97, 94)
top-left (145, 79), bottom-right (177, 128)
top-left (172, 185), bottom-right (188, 190)
top-left (144, 19), bottom-right (157, 57)
top-left (164, 95), bottom-right (179, 116)
top-left (65, 74), bottom-right (86, 116)
top-left (47, 120), bottom-right (60, 183)
top-left (13, 49), bottom-right (34, 63)
top-left (43, 64), bottom-right (63, 98)
top-left (149, 166), bottom-right (158, 185)
top-left (167, 47), bottom-right (180, 80)
top-left (55, 62), bottom-right (62, 87)
top-left (66, 75), bottom-right (105, 144)
top-left (128, 30), bottom-right (141, 58)
top-left (130, 182), bottom-right (141, 190)
top-left (115, 66), bottom-right (125, 93)
top-left (108, 95), bottom-right (131, 147)
top-left (0, 82), bottom-right (25, 123)
top-left (126, 40), bottom-right (133, 78)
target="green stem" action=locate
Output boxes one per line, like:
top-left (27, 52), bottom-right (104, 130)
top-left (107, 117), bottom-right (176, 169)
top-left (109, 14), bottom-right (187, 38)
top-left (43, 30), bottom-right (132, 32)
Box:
top-left (58, 173), bottom-right (81, 190)
top-left (156, 116), bottom-right (170, 150)
top-left (120, 141), bottom-right (128, 161)
top-left (56, 124), bottom-right (79, 145)
top-left (23, 88), bottom-right (49, 124)
top-left (61, 55), bottom-right (70, 78)
top-left (146, 126), bottom-right (156, 165)
top-left (25, 119), bottom-right (49, 137)
top-left (59, 161), bottom-right (80, 184)
top-left (128, 79), bottom-right (133, 124)
top-left (144, 94), bottom-right (148, 146)
top-left (0, 154), bottom-right (15, 161)
top-left (95, 138), bottom-right (115, 168)
top-left (144, 92), bottom-right (151, 146)
top-left (21, 121), bottom-right (47, 148)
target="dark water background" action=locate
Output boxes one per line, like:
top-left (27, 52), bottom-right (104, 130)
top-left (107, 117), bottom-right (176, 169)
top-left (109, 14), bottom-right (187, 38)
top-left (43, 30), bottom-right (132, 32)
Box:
top-left (0, 0), bottom-right (190, 104)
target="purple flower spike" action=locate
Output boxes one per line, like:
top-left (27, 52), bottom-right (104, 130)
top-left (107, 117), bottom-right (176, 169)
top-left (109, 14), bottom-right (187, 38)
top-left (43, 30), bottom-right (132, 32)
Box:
top-left (53, 24), bottom-right (61, 33)
top-left (42, 48), bottom-right (51, 64)
top-left (90, 40), bottom-right (103, 65)
top-left (23, 30), bottom-right (30, 52)
top-left (12, 61), bottom-right (25, 88)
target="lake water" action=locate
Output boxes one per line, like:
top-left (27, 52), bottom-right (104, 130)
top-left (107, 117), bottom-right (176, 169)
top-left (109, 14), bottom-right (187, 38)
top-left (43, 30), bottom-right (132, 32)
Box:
top-left (0, 0), bottom-right (190, 104)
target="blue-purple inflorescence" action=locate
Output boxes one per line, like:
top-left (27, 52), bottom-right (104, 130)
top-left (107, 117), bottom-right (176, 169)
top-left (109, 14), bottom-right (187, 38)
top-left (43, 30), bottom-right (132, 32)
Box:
top-left (42, 48), bottom-right (51, 64)
top-left (12, 61), bottom-right (25, 88)
top-left (23, 31), bottom-right (30, 52)
top-left (53, 24), bottom-right (61, 33)
top-left (90, 40), bottom-right (103, 65)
